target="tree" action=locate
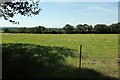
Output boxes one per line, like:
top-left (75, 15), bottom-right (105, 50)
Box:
top-left (4, 28), bottom-right (10, 33)
top-left (35, 26), bottom-right (46, 34)
top-left (109, 22), bottom-right (120, 33)
top-left (94, 24), bottom-right (108, 34)
top-left (0, 0), bottom-right (41, 24)
top-left (87, 25), bottom-right (93, 33)
top-left (75, 24), bottom-right (85, 33)
top-left (57, 28), bottom-right (64, 34)
top-left (63, 24), bottom-right (74, 34)
top-left (117, 22), bottom-right (120, 33)
top-left (82, 24), bottom-right (93, 33)
top-left (18, 27), bottom-right (27, 33)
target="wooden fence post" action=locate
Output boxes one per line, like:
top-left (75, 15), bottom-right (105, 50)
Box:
top-left (79, 45), bottom-right (82, 69)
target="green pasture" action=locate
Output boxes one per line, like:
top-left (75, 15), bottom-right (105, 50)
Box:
top-left (2, 33), bottom-right (118, 78)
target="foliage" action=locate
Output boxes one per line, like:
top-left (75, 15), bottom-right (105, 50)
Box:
top-left (2, 22), bottom-right (120, 34)
top-left (94, 24), bottom-right (109, 33)
top-left (0, 0), bottom-right (41, 24)
top-left (109, 23), bottom-right (120, 33)
top-left (63, 24), bottom-right (75, 34)
top-left (4, 28), bottom-right (10, 33)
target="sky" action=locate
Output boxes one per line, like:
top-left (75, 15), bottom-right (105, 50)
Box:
top-left (40, 0), bottom-right (119, 2)
top-left (0, 1), bottom-right (118, 28)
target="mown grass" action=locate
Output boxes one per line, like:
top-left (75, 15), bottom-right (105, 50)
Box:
top-left (2, 33), bottom-right (118, 78)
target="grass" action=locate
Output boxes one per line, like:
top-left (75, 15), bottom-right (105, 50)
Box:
top-left (2, 33), bottom-right (118, 78)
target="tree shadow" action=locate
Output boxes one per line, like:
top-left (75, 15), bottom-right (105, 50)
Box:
top-left (2, 43), bottom-right (118, 80)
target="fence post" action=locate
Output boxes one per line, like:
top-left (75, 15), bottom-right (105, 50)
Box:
top-left (79, 45), bottom-right (82, 69)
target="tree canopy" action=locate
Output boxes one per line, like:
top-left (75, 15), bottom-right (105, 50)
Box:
top-left (63, 24), bottom-right (75, 34)
top-left (0, 0), bottom-right (41, 24)
top-left (2, 22), bottom-right (120, 34)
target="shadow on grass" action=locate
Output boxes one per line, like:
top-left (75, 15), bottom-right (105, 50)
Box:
top-left (2, 43), bottom-right (118, 80)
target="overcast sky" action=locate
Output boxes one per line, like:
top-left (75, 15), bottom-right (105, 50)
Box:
top-left (0, 1), bottom-right (118, 28)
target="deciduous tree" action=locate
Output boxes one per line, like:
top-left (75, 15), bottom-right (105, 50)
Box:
top-left (0, 0), bottom-right (41, 24)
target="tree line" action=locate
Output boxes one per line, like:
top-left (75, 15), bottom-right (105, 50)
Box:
top-left (2, 22), bottom-right (120, 34)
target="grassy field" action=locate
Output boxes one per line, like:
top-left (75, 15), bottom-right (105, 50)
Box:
top-left (2, 33), bottom-right (118, 78)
